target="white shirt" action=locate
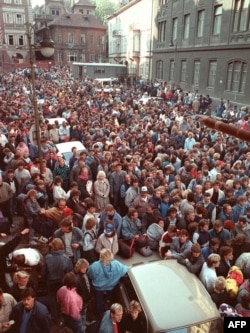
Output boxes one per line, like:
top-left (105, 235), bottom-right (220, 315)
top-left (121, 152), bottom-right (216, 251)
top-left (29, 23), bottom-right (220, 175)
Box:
top-left (12, 248), bottom-right (41, 266)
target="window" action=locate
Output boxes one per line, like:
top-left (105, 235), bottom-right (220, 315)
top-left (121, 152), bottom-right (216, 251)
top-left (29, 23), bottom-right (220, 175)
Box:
top-left (18, 35), bottom-right (24, 46)
top-left (14, 0), bottom-right (22, 3)
top-left (181, 60), bottom-right (187, 82)
top-left (158, 21), bottom-right (166, 42)
top-left (197, 10), bottom-right (205, 37)
top-left (16, 14), bottom-right (22, 24)
top-left (58, 52), bottom-right (63, 62)
top-left (57, 33), bottom-right (62, 43)
top-left (226, 60), bottom-right (247, 93)
top-left (5, 13), bottom-right (13, 24)
top-left (140, 65), bottom-right (144, 77)
top-left (172, 18), bottom-right (178, 41)
top-left (4, 0), bottom-right (12, 3)
top-left (68, 33), bottom-right (74, 44)
top-left (79, 54), bottom-right (86, 62)
top-left (90, 54), bottom-right (95, 62)
top-left (213, 5), bottom-right (222, 35)
top-left (134, 35), bottom-right (140, 51)
top-left (193, 61), bottom-right (200, 85)
top-left (183, 14), bottom-right (190, 39)
top-left (94, 67), bottom-right (105, 74)
top-left (67, 52), bottom-right (77, 62)
top-left (8, 35), bottom-right (14, 45)
top-left (90, 34), bottom-right (94, 44)
top-left (80, 34), bottom-right (86, 44)
top-left (208, 61), bottom-right (217, 87)
top-left (159, 0), bottom-right (167, 5)
top-left (98, 36), bottom-right (103, 45)
top-left (156, 60), bottom-right (163, 80)
top-left (169, 60), bottom-right (175, 81)
top-left (51, 9), bottom-right (60, 16)
top-left (233, 0), bottom-right (248, 32)
top-left (145, 63), bottom-right (149, 77)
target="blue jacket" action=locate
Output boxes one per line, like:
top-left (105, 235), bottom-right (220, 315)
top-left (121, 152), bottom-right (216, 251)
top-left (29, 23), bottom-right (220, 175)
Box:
top-left (98, 211), bottom-right (122, 238)
top-left (42, 250), bottom-right (73, 283)
top-left (99, 310), bottom-right (123, 333)
top-left (122, 215), bottom-right (142, 240)
top-left (87, 259), bottom-right (128, 291)
top-left (10, 300), bottom-right (51, 333)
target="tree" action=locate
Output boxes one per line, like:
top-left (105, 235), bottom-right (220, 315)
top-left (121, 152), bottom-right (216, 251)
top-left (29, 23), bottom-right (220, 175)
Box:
top-left (90, 0), bottom-right (119, 25)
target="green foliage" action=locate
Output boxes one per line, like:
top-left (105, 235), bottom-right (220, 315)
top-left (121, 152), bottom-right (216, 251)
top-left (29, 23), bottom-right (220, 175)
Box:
top-left (90, 0), bottom-right (119, 25)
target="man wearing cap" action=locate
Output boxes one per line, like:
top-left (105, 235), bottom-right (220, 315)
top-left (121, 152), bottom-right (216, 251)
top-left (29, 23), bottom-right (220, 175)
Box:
top-left (96, 221), bottom-right (119, 255)
top-left (131, 186), bottom-right (152, 220)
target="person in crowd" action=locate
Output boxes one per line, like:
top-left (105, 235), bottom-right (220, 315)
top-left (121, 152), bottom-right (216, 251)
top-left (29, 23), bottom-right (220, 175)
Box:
top-left (96, 221), bottom-right (119, 255)
top-left (120, 300), bottom-right (147, 333)
top-left (109, 163), bottom-right (127, 213)
top-left (99, 303), bottom-right (124, 333)
top-left (0, 287), bottom-right (17, 332)
top-left (94, 170), bottom-right (110, 214)
top-left (53, 217), bottom-right (83, 264)
top-left (199, 253), bottom-right (221, 293)
top-left (177, 243), bottom-right (204, 276)
top-left (9, 271), bottom-right (34, 302)
top-left (23, 189), bottom-right (41, 245)
top-left (201, 237), bottom-right (220, 261)
top-left (159, 225), bottom-right (178, 259)
top-left (74, 259), bottom-right (95, 324)
top-left (131, 186), bottom-right (152, 220)
top-left (216, 246), bottom-right (234, 278)
top-left (208, 220), bottom-right (232, 247)
top-left (0, 176), bottom-right (14, 230)
top-left (165, 229), bottom-right (192, 260)
top-left (98, 204), bottom-right (122, 238)
top-left (82, 217), bottom-right (98, 264)
top-left (42, 238), bottom-right (73, 320)
top-left (141, 202), bottom-right (163, 233)
top-left (231, 215), bottom-right (250, 241)
top-left (52, 175), bottom-right (67, 204)
top-left (9, 287), bottom-right (51, 333)
top-left (57, 272), bottom-right (84, 333)
top-left (146, 218), bottom-right (165, 250)
top-left (210, 276), bottom-right (236, 308)
top-left (87, 249), bottom-right (128, 318)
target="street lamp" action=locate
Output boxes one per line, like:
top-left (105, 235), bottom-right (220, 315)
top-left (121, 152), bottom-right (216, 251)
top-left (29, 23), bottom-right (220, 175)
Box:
top-left (26, 22), bottom-right (54, 171)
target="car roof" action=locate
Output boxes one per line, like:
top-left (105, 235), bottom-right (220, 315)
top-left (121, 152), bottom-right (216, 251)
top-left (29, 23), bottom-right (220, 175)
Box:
top-left (128, 260), bottom-right (219, 331)
top-left (56, 141), bottom-right (86, 154)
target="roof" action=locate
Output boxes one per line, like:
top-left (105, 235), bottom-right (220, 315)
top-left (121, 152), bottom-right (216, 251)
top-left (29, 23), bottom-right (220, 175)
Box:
top-left (73, 0), bottom-right (95, 7)
top-left (48, 14), bottom-right (106, 30)
top-left (128, 260), bottom-right (219, 331)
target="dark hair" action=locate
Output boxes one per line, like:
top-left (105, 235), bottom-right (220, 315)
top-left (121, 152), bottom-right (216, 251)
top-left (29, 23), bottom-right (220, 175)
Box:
top-left (21, 287), bottom-right (36, 299)
top-left (60, 216), bottom-right (73, 229)
top-left (63, 272), bottom-right (77, 289)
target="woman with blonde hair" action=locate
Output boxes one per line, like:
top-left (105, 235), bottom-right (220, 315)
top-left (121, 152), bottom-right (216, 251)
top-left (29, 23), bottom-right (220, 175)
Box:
top-left (87, 248), bottom-right (128, 317)
top-left (199, 253), bottom-right (221, 293)
top-left (94, 170), bottom-right (110, 213)
top-left (10, 270), bottom-right (33, 301)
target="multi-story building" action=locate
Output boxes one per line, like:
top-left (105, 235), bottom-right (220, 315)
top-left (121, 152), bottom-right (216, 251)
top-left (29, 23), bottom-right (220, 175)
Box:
top-left (35, 0), bottom-right (107, 67)
top-left (107, 0), bottom-right (155, 83)
top-left (0, 0), bottom-right (33, 71)
top-left (152, 0), bottom-right (250, 105)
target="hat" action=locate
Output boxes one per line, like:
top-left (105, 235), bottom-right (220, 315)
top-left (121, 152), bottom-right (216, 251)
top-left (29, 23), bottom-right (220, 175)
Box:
top-left (104, 223), bottom-right (115, 235)
top-left (141, 186), bottom-right (148, 192)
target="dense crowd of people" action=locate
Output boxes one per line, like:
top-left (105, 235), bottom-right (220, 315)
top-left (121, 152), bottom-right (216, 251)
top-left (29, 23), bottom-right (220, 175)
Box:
top-left (0, 66), bottom-right (250, 332)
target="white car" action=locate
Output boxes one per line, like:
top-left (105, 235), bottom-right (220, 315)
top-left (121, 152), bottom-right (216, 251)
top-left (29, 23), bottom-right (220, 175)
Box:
top-left (55, 141), bottom-right (86, 165)
top-left (139, 96), bottom-right (164, 105)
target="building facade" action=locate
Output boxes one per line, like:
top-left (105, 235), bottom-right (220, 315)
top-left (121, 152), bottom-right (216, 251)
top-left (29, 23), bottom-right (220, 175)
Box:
top-left (107, 0), bottom-right (154, 83)
top-left (152, 0), bottom-right (250, 105)
top-left (35, 0), bottom-right (106, 67)
top-left (0, 0), bottom-right (33, 71)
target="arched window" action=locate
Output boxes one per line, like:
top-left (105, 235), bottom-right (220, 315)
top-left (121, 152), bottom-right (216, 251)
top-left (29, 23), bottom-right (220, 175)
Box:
top-left (226, 60), bottom-right (247, 93)
top-left (156, 60), bottom-right (163, 80)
